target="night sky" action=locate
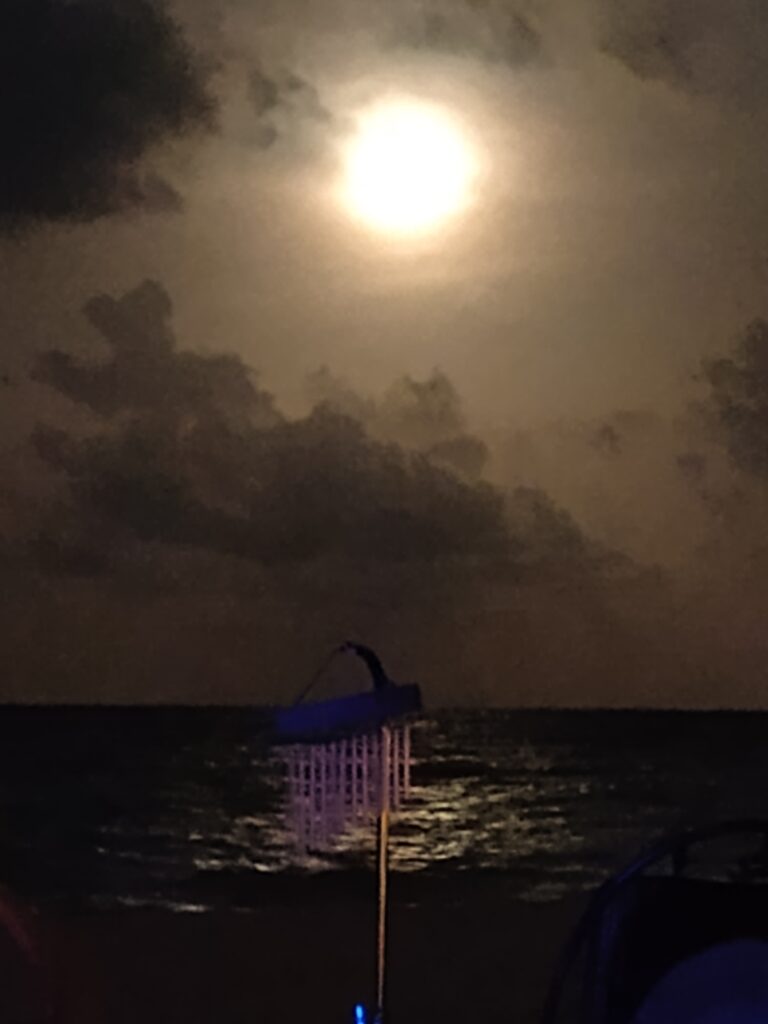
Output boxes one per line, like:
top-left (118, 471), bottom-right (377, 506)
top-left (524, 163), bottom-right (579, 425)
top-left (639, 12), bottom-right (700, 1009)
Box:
top-left (2, 0), bottom-right (768, 706)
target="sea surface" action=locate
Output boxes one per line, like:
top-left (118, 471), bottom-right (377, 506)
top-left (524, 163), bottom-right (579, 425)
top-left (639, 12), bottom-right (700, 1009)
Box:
top-left (0, 708), bottom-right (767, 912)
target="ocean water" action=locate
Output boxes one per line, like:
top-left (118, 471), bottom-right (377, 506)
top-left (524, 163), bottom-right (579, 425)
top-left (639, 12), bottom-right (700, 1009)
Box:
top-left (0, 708), bottom-right (766, 912)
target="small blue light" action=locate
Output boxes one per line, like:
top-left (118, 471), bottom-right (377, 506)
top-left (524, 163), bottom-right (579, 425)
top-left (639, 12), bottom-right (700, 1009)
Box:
top-left (354, 1004), bottom-right (366, 1024)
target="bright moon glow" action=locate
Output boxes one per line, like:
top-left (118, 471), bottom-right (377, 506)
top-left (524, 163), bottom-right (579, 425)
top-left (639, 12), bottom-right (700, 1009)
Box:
top-left (341, 100), bottom-right (478, 237)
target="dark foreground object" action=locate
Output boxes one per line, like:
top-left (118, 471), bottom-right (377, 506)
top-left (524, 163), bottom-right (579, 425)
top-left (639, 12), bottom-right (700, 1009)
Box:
top-left (544, 819), bottom-right (768, 1024)
top-left (274, 683), bottom-right (422, 745)
top-left (38, 886), bottom-right (584, 1024)
top-left (274, 641), bottom-right (422, 744)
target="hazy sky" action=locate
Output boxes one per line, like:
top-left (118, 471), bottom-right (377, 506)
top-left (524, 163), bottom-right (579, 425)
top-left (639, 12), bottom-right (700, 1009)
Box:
top-left (3, 0), bottom-right (768, 705)
top-left (5, 0), bottom-right (768, 422)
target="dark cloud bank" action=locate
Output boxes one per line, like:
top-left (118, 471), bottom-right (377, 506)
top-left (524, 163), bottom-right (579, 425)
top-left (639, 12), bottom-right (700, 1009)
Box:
top-left (5, 278), bottom-right (766, 707)
top-left (0, 0), bottom-right (212, 230)
top-left (2, 279), bottom-right (638, 705)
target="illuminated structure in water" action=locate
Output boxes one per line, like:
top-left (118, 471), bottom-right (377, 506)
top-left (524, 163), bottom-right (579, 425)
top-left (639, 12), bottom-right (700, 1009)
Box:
top-left (281, 723), bottom-right (413, 851)
top-left (274, 643), bottom-right (422, 1024)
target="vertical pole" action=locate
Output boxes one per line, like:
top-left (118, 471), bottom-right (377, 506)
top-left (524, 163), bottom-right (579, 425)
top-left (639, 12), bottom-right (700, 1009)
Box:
top-left (309, 745), bottom-right (318, 850)
top-left (351, 737), bottom-right (359, 819)
top-left (331, 740), bottom-right (339, 835)
top-left (340, 739), bottom-right (348, 832)
top-left (319, 742), bottom-right (328, 847)
top-left (403, 725), bottom-right (411, 798)
top-left (362, 734), bottom-right (370, 816)
top-left (288, 749), bottom-right (295, 843)
top-left (300, 748), bottom-right (310, 850)
top-left (391, 728), bottom-right (400, 808)
top-left (375, 725), bottom-right (391, 1024)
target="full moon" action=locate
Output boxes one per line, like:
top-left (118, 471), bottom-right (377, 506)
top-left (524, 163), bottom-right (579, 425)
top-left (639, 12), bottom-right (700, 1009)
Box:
top-left (341, 99), bottom-right (478, 237)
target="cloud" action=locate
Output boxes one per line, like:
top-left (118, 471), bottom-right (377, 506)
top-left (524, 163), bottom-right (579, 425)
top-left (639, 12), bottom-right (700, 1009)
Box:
top-left (305, 366), bottom-right (489, 479)
top-left (10, 277), bottom-right (711, 704)
top-left (389, 1), bottom-right (543, 67)
top-left (0, 0), bottom-right (213, 231)
top-left (246, 65), bottom-right (333, 149)
top-left (598, 0), bottom-right (768, 104)
top-left (598, 0), bottom-right (693, 87)
top-left (304, 367), bottom-right (377, 426)
top-left (230, 1), bottom-right (543, 159)
top-left (13, 279), bottom-right (651, 705)
top-left (31, 281), bottom-right (518, 571)
top-left (698, 318), bottom-right (768, 478)
top-left (33, 280), bottom-right (278, 430)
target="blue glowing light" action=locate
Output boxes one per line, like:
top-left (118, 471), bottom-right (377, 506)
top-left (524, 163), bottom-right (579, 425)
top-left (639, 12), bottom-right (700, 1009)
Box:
top-left (354, 1004), bottom-right (366, 1024)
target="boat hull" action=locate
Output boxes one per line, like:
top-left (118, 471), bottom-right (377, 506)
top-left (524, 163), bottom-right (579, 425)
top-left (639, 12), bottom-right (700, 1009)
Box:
top-left (273, 684), bottom-right (422, 744)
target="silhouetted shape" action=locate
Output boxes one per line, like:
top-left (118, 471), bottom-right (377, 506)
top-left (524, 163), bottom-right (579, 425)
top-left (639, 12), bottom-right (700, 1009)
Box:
top-left (0, 0), bottom-right (212, 229)
top-left (701, 319), bottom-right (768, 476)
top-left (32, 284), bottom-right (512, 570)
top-left (339, 642), bottom-right (393, 691)
top-left (543, 820), bottom-right (768, 1024)
top-left (276, 643), bottom-right (420, 744)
